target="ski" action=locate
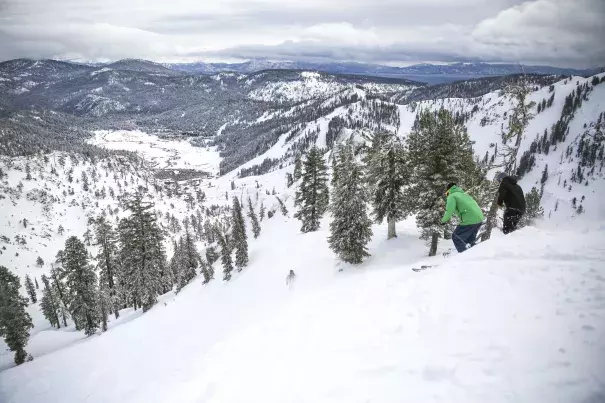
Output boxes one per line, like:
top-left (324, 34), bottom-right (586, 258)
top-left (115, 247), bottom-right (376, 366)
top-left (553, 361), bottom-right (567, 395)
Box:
top-left (412, 265), bottom-right (434, 272)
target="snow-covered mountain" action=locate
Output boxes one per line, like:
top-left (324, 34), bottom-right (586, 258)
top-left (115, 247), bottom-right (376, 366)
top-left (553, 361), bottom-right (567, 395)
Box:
top-left (165, 60), bottom-right (602, 84)
top-left (0, 61), bottom-right (604, 403)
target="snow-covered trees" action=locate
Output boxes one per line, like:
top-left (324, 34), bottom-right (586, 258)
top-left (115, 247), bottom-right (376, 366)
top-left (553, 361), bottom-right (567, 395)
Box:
top-left (294, 146), bottom-right (329, 232)
top-left (118, 192), bottom-right (167, 312)
top-left (275, 196), bottom-right (289, 217)
top-left (216, 229), bottom-right (234, 281)
top-left (93, 216), bottom-right (121, 319)
top-left (171, 227), bottom-right (201, 292)
top-left (40, 274), bottom-right (61, 329)
top-left (0, 266), bottom-right (33, 365)
top-left (520, 187), bottom-right (544, 227)
top-left (63, 236), bottom-right (99, 336)
top-left (24, 274), bottom-right (37, 304)
top-left (231, 197), bottom-right (249, 269)
top-left (365, 132), bottom-right (410, 239)
top-left (328, 144), bottom-right (373, 264)
top-left (247, 197), bottom-right (261, 239)
top-left (36, 256), bottom-right (44, 267)
top-left (406, 109), bottom-right (479, 256)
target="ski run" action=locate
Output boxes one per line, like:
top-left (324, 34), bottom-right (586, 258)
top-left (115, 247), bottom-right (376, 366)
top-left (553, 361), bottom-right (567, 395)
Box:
top-left (1, 72), bottom-right (605, 403)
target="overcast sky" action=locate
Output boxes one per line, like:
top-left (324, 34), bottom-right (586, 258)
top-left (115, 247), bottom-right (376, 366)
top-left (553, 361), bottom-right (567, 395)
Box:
top-left (0, 0), bottom-right (603, 68)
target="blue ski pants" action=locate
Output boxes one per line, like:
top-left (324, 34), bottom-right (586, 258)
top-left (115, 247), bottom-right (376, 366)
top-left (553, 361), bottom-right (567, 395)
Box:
top-left (452, 223), bottom-right (482, 253)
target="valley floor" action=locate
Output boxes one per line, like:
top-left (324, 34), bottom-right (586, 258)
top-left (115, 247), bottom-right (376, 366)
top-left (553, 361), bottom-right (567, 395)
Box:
top-left (1, 216), bottom-right (604, 403)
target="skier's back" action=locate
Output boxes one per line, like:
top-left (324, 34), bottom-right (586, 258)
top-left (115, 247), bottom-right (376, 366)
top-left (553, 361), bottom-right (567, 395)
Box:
top-left (496, 173), bottom-right (526, 234)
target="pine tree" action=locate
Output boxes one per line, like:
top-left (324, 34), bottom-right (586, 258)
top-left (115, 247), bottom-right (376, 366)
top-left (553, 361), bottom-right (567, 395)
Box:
top-left (293, 156), bottom-right (302, 181)
top-left (36, 256), bottom-right (44, 267)
top-left (0, 266), bottom-right (33, 365)
top-left (406, 109), bottom-right (478, 256)
top-left (247, 197), bottom-right (261, 238)
top-left (365, 132), bottom-right (410, 239)
top-left (520, 187), bottom-right (544, 227)
top-left (172, 226), bottom-right (201, 292)
top-left (259, 201), bottom-right (266, 221)
top-left (25, 163), bottom-right (32, 181)
top-left (118, 192), bottom-right (166, 312)
top-left (294, 146), bottom-right (329, 232)
top-left (40, 274), bottom-right (61, 328)
top-left (216, 229), bottom-right (234, 281)
top-left (328, 144), bottom-right (373, 264)
top-left (63, 236), bottom-right (99, 336)
top-left (24, 274), bottom-right (37, 304)
top-left (231, 197), bottom-right (249, 269)
top-left (200, 258), bottom-right (214, 284)
top-left (34, 277), bottom-right (39, 289)
top-left (286, 173), bottom-right (294, 188)
top-left (58, 225), bottom-right (64, 235)
top-left (93, 216), bottom-right (121, 319)
top-left (50, 263), bottom-right (70, 327)
top-left (275, 196), bottom-right (289, 216)
top-left (205, 246), bottom-right (219, 266)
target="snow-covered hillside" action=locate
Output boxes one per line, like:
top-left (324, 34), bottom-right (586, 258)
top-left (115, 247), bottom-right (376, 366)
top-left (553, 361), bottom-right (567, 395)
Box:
top-left (1, 199), bottom-right (604, 403)
top-left (1, 72), bottom-right (605, 403)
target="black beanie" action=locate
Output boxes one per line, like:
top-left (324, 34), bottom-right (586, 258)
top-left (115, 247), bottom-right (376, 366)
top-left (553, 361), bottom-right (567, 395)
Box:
top-left (446, 182), bottom-right (456, 192)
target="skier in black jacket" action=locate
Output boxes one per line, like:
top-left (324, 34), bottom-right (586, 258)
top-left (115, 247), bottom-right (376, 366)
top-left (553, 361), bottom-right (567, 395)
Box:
top-left (496, 173), bottom-right (526, 234)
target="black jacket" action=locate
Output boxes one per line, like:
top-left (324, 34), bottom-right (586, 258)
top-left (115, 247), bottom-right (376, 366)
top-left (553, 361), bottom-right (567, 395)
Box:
top-left (497, 176), bottom-right (526, 213)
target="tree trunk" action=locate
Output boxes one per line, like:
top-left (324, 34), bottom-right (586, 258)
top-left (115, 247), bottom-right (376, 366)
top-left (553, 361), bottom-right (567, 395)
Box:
top-left (387, 217), bottom-right (397, 240)
top-left (429, 233), bottom-right (439, 257)
top-left (481, 195), bottom-right (500, 242)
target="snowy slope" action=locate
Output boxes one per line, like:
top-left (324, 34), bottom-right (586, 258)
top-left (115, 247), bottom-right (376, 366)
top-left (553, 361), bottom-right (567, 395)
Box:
top-left (1, 210), bottom-right (604, 403)
top-left (1, 73), bottom-right (605, 403)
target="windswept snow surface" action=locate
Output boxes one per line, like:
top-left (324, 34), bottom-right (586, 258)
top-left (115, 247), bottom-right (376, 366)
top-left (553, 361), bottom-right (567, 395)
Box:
top-left (1, 215), bottom-right (604, 403)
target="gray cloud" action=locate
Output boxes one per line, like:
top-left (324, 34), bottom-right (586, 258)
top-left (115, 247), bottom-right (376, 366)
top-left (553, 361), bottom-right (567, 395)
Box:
top-left (0, 0), bottom-right (603, 68)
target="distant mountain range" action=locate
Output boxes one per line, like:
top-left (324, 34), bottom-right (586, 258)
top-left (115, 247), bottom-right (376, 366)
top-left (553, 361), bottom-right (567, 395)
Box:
top-left (40, 58), bottom-right (601, 84)
top-left (162, 60), bottom-right (602, 84)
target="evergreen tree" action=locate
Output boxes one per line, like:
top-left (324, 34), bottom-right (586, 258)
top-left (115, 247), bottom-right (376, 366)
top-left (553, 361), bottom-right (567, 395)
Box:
top-left (36, 256), bottom-right (44, 267)
top-left (93, 217), bottom-right (121, 319)
top-left (63, 236), bottom-right (99, 336)
top-left (205, 246), bottom-right (219, 266)
top-left (216, 229), bottom-right (234, 281)
top-left (328, 144), bottom-right (373, 264)
top-left (520, 187), bottom-right (544, 227)
top-left (231, 197), bottom-right (249, 269)
top-left (40, 274), bottom-right (61, 328)
top-left (365, 132), bottom-right (410, 239)
top-left (118, 192), bottom-right (167, 312)
top-left (247, 197), bottom-right (261, 239)
top-left (24, 274), bottom-right (37, 304)
top-left (34, 277), bottom-right (39, 289)
top-left (286, 173), bottom-right (294, 188)
top-left (49, 264), bottom-right (70, 327)
top-left (406, 109), bottom-right (478, 256)
top-left (294, 146), bottom-right (329, 232)
top-left (171, 227), bottom-right (201, 292)
top-left (25, 163), bottom-right (32, 181)
top-left (58, 225), bottom-right (64, 235)
top-left (97, 287), bottom-right (110, 332)
top-left (293, 156), bottom-right (302, 181)
top-left (275, 196), bottom-right (289, 217)
top-left (200, 258), bottom-right (214, 284)
top-left (0, 266), bottom-right (33, 365)
top-left (259, 201), bottom-right (266, 221)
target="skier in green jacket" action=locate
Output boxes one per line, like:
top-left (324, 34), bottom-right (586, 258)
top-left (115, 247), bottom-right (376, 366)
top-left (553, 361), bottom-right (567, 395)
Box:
top-left (441, 183), bottom-right (484, 252)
